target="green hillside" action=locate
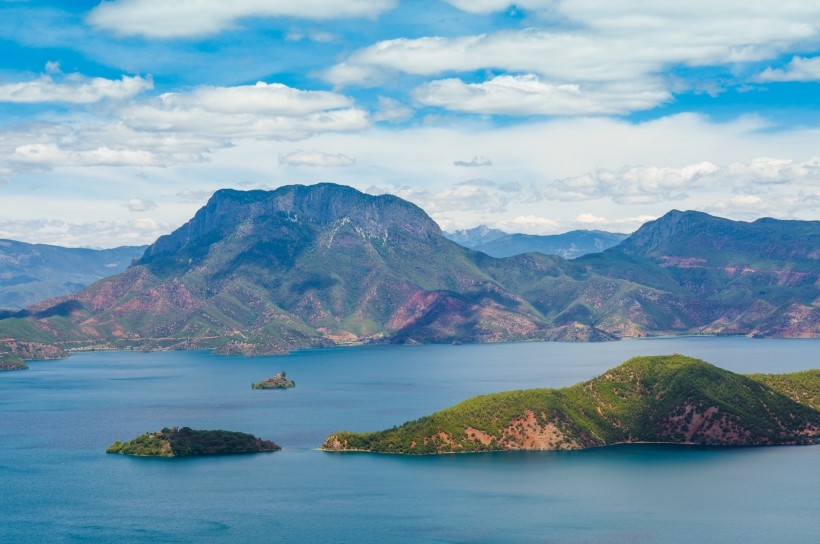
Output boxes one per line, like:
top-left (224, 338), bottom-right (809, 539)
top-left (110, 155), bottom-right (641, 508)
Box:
top-left (322, 355), bottom-right (820, 454)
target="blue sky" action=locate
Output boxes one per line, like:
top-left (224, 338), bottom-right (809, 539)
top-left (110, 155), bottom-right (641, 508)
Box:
top-left (1, 0), bottom-right (819, 247)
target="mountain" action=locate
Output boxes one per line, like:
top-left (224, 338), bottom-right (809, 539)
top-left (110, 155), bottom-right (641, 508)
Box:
top-left (0, 240), bottom-right (147, 309)
top-left (443, 225), bottom-right (508, 248)
top-left (470, 230), bottom-right (628, 259)
top-left (0, 185), bottom-right (817, 358)
top-left (609, 210), bottom-right (820, 337)
top-left (321, 354), bottom-right (820, 453)
top-left (1, 184), bottom-right (599, 356)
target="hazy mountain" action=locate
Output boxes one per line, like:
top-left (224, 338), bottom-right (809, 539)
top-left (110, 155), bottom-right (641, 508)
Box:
top-left (443, 225), bottom-right (508, 248)
top-left (0, 240), bottom-right (147, 309)
top-left (0, 185), bottom-right (817, 358)
top-left (470, 230), bottom-right (629, 259)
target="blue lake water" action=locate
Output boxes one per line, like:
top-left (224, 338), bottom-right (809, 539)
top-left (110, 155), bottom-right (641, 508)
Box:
top-left (1, 337), bottom-right (819, 543)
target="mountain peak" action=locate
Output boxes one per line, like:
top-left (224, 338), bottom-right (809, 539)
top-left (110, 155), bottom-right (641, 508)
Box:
top-left (140, 183), bottom-right (440, 263)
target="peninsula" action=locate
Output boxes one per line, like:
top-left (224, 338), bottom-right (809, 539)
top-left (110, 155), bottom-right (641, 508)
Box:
top-left (107, 427), bottom-right (280, 457)
top-left (252, 372), bottom-right (295, 389)
top-left (322, 355), bottom-right (820, 454)
top-left (0, 353), bottom-right (27, 371)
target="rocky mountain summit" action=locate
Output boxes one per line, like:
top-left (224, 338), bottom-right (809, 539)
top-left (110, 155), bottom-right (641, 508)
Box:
top-left (0, 184), bottom-right (816, 358)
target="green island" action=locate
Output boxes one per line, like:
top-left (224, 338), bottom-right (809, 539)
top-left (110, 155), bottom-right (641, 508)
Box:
top-left (322, 354), bottom-right (820, 454)
top-left (0, 353), bottom-right (28, 371)
top-left (252, 371), bottom-right (295, 389)
top-left (107, 427), bottom-right (280, 457)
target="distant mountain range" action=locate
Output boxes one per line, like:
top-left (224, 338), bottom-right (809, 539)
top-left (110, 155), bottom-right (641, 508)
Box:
top-left (445, 229), bottom-right (629, 259)
top-left (0, 183), bottom-right (817, 358)
top-left (0, 240), bottom-right (147, 309)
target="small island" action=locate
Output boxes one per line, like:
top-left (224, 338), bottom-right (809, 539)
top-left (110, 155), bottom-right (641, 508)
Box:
top-left (322, 355), bottom-right (820, 454)
top-left (106, 427), bottom-right (280, 457)
top-left (0, 353), bottom-right (28, 371)
top-left (252, 371), bottom-right (295, 389)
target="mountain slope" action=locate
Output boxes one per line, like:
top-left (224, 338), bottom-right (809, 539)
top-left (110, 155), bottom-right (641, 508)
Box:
top-left (607, 210), bottom-right (820, 337)
top-left (0, 240), bottom-right (146, 309)
top-left (0, 186), bottom-right (817, 357)
top-left (322, 355), bottom-right (820, 453)
top-left (3, 184), bottom-right (585, 355)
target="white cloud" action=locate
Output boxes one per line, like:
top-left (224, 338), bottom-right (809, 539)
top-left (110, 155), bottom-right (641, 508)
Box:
top-left (0, 217), bottom-right (171, 248)
top-left (543, 157), bottom-right (820, 205)
top-left (279, 150), bottom-right (356, 167)
top-left (548, 162), bottom-right (719, 204)
top-left (453, 156), bottom-right (492, 168)
top-left (413, 74), bottom-right (669, 116)
top-left (575, 213), bottom-right (606, 224)
top-left (125, 198), bottom-right (157, 212)
top-left (372, 96), bottom-right (414, 123)
top-left (326, 1), bottom-right (820, 115)
top-left (0, 82), bottom-right (370, 174)
top-left (120, 82), bottom-right (369, 140)
top-left (757, 56), bottom-right (820, 82)
top-left (0, 71), bottom-right (152, 103)
top-left (88, 0), bottom-right (398, 38)
top-left (444, 1), bottom-right (551, 14)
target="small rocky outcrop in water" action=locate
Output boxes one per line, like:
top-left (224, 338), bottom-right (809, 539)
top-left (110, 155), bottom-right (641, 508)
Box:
top-left (252, 372), bottom-right (295, 389)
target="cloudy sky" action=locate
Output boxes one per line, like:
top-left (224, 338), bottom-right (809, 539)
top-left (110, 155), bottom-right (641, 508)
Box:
top-left (1, 0), bottom-right (819, 247)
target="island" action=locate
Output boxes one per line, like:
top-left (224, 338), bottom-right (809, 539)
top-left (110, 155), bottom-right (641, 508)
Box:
top-left (252, 372), bottom-right (295, 389)
top-left (0, 353), bottom-right (28, 371)
top-left (106, 427), bottom-right (281, 457)
top-left (322, 354), bottom-right (820, 454)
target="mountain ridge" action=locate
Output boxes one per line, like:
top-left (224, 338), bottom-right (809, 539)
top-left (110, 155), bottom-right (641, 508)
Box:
top-left (0, 184), bottom-right (817, 358)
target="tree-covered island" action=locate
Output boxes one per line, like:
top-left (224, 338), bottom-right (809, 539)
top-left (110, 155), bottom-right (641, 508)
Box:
top-left (0, 353), bottom-right (28, 370)
top-left (322, 355), bottom-right (820, 454)
top-left (252, 371), bottom-right (295, 389)
top-left (107, 427), bottom-right (280, 457)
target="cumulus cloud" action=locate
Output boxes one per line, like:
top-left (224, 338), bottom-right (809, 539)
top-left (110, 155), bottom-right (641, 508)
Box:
top-left (0, 70), bottom-right (152, 103)
top-left (325, 2), bottom-right (820, 115)
top-left (120, 82), bottom-right (369, 140)
top-left (373, 96), bottom-right (414, 123)
top-left (125, 198), bottom-right (157, 212)
top-left (414, 74), bottom-right (669, 116)
top-left (757, 56), bottom-right (820, 82)
top-left (0, 217), bottom-right (172, 248)
top-left (453, 156), bottom-right (492, 167)
top-left (279, 149), bottom-right (356, 167)
top-left (374, 179), bottom-right (515, 215)
top-left (545, 162), bottom-right (719, 204)
top-left (541, 157), bottom-right (820, 205)
top-left (88, 0), bottom-right (398, 38)
top-left (0, 81), bottom-right (369, 174)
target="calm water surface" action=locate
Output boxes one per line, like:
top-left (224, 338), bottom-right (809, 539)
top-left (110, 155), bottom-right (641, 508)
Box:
top-left (1, 337), bottom-right (818, 543)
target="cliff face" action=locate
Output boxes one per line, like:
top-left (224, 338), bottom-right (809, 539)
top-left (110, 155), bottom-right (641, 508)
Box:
top-left (322, 355), bottom-right (820, 454)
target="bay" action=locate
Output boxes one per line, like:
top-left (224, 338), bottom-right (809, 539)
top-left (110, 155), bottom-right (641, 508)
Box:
top-left (1, 337), bottom-right (818, 543)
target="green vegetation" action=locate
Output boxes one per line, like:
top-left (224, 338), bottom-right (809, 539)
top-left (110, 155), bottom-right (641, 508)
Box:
top-left (1, 186), bottom-right (817, 358)
top-left (0, 353), bottom-right (27, 370)
top-left (252, 371), bottom-right (295, 389)
top-left (322, 355), bottom-right (820, 454)
top-left (106, 427), bottom-right (280, 457)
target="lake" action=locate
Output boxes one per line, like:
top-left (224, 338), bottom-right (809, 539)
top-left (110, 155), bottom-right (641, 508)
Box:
top-left (1, 337), bottom-right (818, 543)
